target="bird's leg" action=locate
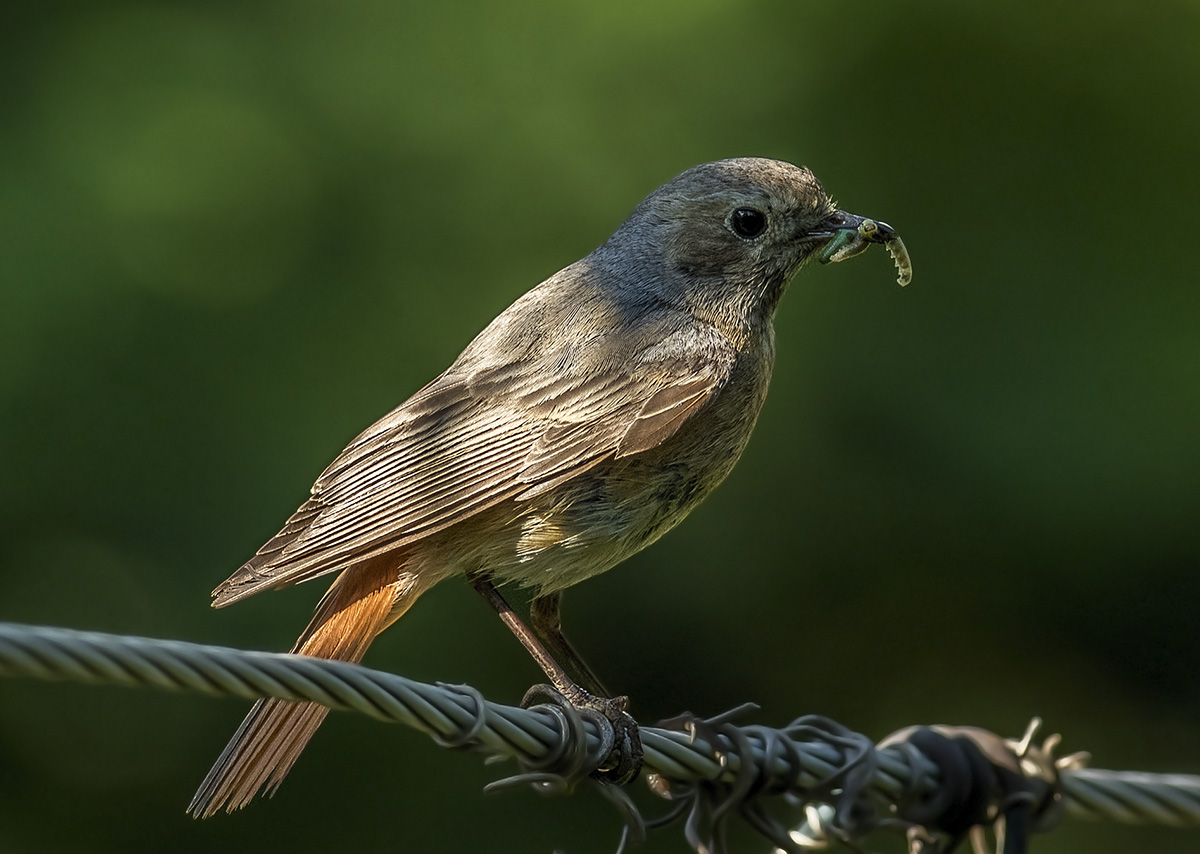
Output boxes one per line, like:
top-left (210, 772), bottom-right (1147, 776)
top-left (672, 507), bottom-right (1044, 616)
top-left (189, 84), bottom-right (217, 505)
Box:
top-left (469, 575), bottom-right (642, 784)
top-left (469, 575), bottom-right (579, 695)
top-left (530, 591), bottom-right (612, 700)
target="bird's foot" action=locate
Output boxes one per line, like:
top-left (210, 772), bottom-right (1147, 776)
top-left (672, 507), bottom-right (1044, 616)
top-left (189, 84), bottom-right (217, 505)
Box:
top-left (521, 683), bottom-right (643, 786)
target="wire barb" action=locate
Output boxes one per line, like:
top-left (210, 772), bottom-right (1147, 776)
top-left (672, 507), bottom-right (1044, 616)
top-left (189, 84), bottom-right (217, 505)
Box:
top-left (2, 621), bottom-right (1199, 852)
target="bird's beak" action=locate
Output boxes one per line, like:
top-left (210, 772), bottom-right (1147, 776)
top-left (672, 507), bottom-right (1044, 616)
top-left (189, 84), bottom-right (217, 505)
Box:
top-left (809, 210), bottom-right (911, 286)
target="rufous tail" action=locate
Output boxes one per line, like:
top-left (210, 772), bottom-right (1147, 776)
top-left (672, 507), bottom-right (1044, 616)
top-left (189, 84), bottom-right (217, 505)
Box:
top-left (188, 555), bottom-right (421, 817)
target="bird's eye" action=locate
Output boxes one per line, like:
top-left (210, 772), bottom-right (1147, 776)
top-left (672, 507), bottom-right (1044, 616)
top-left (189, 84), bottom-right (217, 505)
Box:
top-left (729, 208), bottom-right (767, 239)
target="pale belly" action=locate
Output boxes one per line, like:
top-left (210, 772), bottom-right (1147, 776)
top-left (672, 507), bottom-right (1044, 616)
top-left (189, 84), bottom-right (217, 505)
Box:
top-left (474, 341), bottom-right (774, 594)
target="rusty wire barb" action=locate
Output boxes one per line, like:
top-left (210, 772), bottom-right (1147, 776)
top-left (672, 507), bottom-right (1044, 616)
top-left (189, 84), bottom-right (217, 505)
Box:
top-left (2, 621), bottom-right (1200, 853)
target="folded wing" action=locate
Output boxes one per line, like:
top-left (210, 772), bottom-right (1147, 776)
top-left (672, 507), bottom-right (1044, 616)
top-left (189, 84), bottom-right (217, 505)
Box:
top-left (212, 334), bottom-right (732, 607)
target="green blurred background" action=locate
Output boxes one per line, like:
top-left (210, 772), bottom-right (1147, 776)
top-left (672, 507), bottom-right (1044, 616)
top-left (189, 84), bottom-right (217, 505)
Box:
top-left (2, 1), bottom-right (1198, 851)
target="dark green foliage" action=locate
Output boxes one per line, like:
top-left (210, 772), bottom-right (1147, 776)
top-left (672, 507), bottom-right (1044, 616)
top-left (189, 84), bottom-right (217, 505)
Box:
top-left (1, 2), bottom-right (1197, 851)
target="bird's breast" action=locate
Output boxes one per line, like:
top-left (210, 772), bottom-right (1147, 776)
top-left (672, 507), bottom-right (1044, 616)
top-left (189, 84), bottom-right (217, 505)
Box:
top-left (484, 332), bottom-right (775, 593)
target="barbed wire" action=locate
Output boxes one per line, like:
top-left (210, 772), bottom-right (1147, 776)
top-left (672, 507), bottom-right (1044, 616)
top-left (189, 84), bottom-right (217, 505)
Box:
top-left (2, 621), bottom-right (1198, 852)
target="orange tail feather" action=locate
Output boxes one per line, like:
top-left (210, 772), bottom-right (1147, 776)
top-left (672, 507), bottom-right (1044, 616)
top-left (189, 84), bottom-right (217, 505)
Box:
top-left (189, 555), bottom-right (422, 817)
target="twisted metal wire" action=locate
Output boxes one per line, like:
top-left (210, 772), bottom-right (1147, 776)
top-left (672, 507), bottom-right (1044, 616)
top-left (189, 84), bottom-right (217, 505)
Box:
top-left (2, 621), bottom-right (1199, 842)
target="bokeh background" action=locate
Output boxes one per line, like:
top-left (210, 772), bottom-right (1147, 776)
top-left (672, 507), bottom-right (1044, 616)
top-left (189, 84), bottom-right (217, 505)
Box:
top-left (2, 1), bottom-right (1198, 851)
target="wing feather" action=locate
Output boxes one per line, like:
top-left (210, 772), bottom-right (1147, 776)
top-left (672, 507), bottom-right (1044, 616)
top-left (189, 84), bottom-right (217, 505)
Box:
top-left (212, 326), bottom-right (732, 607)
top-left (616, 376), bottom-right (715, 458)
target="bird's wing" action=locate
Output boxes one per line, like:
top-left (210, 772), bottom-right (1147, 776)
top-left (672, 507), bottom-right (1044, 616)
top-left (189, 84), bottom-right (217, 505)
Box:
top-left (212, 340), bottom-right (731, 606)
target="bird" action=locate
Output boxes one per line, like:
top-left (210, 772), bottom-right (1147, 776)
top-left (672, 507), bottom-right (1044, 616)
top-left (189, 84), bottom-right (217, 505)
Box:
top-left (188, 157), bottom-right (907, 817)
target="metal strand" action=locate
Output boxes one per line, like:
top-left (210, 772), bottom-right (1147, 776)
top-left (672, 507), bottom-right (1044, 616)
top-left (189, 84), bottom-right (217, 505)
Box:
top-left (2, 621), bottom-right (1198, 842)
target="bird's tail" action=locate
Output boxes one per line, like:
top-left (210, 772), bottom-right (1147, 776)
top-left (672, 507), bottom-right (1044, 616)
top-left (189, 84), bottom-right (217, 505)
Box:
top-left (189, 554), bottom-right (423, 818)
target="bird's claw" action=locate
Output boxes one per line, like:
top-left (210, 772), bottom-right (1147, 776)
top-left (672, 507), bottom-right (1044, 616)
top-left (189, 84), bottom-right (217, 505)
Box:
top-left (521, 683), bottom-right (643, 786)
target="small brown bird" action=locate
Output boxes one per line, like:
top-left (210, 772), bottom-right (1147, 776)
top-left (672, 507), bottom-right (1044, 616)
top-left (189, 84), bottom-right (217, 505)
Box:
top-left (189, 157), bottom-right (906, 816)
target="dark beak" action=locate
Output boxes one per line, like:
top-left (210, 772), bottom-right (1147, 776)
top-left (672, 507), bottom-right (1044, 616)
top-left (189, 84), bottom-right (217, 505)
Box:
top-left (808, 209), bottom-right (912, 286)
top-left (810, 209), bottom-right (898, 244)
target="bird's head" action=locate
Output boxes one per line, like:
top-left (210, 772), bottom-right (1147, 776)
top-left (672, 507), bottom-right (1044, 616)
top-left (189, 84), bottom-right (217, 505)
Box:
top-left (600, 157), bottom-right (907, 331)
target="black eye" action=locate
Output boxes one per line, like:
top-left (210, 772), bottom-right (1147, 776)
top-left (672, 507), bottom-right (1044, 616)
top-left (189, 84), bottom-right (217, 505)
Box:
top-left (729, 207), bottom-right (767, 239)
